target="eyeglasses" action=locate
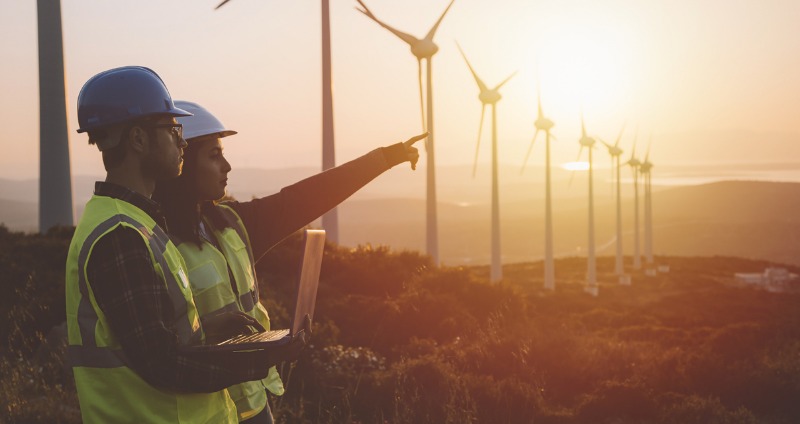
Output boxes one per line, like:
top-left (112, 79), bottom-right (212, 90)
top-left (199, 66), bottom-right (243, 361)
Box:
top-left (144, 123), bottom-right (184, 141)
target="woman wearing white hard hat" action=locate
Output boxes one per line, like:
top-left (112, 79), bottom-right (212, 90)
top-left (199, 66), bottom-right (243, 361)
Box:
top-left (153, 101), bottom-right (425, 423)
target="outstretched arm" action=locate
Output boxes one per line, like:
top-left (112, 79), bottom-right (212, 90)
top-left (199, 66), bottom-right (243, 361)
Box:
top-left (230, 133), bottom-right (426, 261)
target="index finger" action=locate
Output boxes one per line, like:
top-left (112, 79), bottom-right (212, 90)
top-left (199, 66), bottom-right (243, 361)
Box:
top-left (403, 132), bottom-right (429, 148)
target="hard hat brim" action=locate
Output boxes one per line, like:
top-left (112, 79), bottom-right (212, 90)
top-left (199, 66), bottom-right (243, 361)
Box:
top-left (186, 130), bottom-right (238, 142)
top-left (76, 107), bottom-right (194, 133)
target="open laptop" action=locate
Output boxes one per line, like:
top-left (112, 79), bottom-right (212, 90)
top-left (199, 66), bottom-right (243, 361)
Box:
top-left (196, 229), bottom-right (326, 352)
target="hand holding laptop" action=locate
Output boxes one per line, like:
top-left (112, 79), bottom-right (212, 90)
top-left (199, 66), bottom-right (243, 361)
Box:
top-left (202, 311), bottom-right (266, 344)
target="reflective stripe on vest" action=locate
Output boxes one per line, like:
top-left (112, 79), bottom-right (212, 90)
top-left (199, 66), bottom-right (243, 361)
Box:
top-left (70, 214), bottom-right (197, 368)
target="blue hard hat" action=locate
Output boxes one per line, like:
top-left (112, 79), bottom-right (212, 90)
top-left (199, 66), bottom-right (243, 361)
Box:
top-left (76, 66), bottom-right (191, 133)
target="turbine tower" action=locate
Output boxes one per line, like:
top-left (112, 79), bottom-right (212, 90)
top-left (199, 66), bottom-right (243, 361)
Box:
top-left (625, 134), bottom-right (642, 270)
top-left (600, 125), bottom-right (627, 283)
top-left (640, 138), bottom-right (655, 268)
top-left (217, 0), bottom-right (340, 243)
top-left (457, 43), bottom-right (515, 283)
top-left (37, 0), bottom-right (73, 233)
top-left (521, 91), bottom-right (556, 290)
top-left (576, 117), bottom-right (599, 296)
top-left (356, 0), bottom-right (456, 266)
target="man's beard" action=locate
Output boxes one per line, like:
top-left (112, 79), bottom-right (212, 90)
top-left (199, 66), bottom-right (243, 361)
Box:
top-left (142, 150), bottom-right (182, 181)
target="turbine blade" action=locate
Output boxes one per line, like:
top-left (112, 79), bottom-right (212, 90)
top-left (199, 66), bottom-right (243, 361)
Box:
top-left (493, 71), bottom-right (517, 91)
top-left (614, 122), bottom-right (627, 147)
top-left (473, 104), bottom-right (486, 178)
top-left (581, 115), bottom-right (587, 137)
top-left (600, 138), bottom-right (612, 150)
top-left (418, 59), bottom-right (426, 131)
top-left (425, 0), bottom-right (456, 41)
top-left (645, 134), bottom-right (653, 162)
top-left (355, 0), bottom-right (419, 46)
top-left (537, 91), bottom-right (544, 118)
top-left (215, 0), bottom-right (232, 10)
top-left (520, 130), bottom-right (540, 175)
top-left (455, 42), bottom-right (488, 92)
top-left (628, 129), bottom-right (638, 162)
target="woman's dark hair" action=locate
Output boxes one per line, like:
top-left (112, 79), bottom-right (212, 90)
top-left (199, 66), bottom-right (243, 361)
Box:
top-left (153, 141), bottom-right (205, 247)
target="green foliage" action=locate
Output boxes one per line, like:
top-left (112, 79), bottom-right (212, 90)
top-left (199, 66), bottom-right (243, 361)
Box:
top-left (3, 226), bottom-right (800, 424)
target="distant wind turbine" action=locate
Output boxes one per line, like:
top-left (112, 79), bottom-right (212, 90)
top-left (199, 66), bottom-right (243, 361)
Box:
top-left (217, 0), bottom-right (341, 243)
top-left (457, 43), bottom-right (515, 283)
top-left (521, 90), bottom-right (556, 290)
top-left (576, 117), bottom-right (599, 296)
top-left (355, 0), bottom-right (456, 266)
top-left (640, 137), bottom-right (655, 269)
top-left (600, 125), bottom-right (627, 282)
top-left (38, 0), bottom-right (73, 232)
top-left (626, 132), bottom-right (642, 270)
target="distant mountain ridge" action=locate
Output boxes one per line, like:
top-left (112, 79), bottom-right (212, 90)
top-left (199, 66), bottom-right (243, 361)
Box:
top-left (2, 176), bottom-right (799, 266)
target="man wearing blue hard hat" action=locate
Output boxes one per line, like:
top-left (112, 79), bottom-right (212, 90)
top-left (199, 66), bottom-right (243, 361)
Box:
top-left (65, 66), bottom-right (303, 424)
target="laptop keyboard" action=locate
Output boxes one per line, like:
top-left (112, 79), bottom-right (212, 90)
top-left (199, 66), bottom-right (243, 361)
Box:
top-left (219, 329), bottom-right (290, 345)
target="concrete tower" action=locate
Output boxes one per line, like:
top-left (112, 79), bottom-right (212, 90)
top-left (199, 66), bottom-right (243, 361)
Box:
top-left (37, 0), bottom-right (73, 233)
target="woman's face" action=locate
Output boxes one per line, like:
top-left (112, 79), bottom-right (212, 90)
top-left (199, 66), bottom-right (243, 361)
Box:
top-left (192, 136), bottom-right (232, 201)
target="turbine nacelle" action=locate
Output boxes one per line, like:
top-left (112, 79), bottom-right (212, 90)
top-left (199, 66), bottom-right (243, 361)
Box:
top-left (456, 42), bottom-right (515, 106)
top-left (640, 161), bottom-right (653, 173)
top-left (356, 0), bottom-right (454, 60)
top-left (534, 93), bottom-right (554, 132)
top-left (579, 116), bottom-right (596, 148)
top-left (411, 40), bottom-right (439, 59)
top-left (600, 140), bottom-right (623, 157)
top-left (535, 116), bottom-right (554, 132)
top-left (479, 90), bottom-right (502, 105)
top-left (627, 157), bottom-right (642, 168)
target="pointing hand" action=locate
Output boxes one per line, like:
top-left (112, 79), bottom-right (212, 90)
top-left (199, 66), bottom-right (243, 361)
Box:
top-left (403, 132), bottom-right (428, 170)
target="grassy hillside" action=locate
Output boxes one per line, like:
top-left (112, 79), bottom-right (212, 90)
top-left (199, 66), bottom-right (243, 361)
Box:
top-left (1, 226), bottom-right (799, 423)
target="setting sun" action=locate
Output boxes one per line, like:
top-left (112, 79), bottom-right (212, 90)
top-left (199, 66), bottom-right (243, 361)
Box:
top-left (518, 7), bottom-right (637, 126)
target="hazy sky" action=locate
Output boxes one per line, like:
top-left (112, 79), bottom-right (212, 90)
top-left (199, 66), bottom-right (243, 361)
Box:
top-left (1, 0), bottom-right (799, 180)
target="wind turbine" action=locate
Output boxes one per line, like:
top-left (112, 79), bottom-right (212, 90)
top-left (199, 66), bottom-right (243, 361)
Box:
top-left (355, 0), bottom-right (456, 266)
top-left (600, 125), bottom-right (628, 284)
top-left (521, 91), bottom-right (556, 290)
top-left (457, 43), bottom-right (515, 283)
top-left (640, 137), bottom-right (655, 272)
top-left (38, 0), bottom-right (73, 233)
top-left (626, 133), bottom-right (642, 270)
top-left (576, 117), bottom-right (599, 296)
top-left (216, 0), bottom-right (341, 244)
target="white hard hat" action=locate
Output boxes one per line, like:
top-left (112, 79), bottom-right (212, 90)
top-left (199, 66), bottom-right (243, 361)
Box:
top-left (174, 100), bottom-right (237, 141)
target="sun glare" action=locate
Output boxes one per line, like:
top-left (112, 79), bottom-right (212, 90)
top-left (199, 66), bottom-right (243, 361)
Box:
top-left (562, 161), bottom-right (590, 171)
top-left (526, 14), bottom-right (634, 118)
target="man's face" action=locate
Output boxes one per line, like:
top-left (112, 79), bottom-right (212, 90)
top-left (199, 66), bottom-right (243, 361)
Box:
top-left (142, 117), bottom-right (188, 180)
top-left (192, 136), bottom-right (232, 202)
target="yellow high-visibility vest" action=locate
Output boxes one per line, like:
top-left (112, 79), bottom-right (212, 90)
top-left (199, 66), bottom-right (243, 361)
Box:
top-left (176, 204), bottom-right (284, 421)
top-left (65, 195), bottom-right (237, 424)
